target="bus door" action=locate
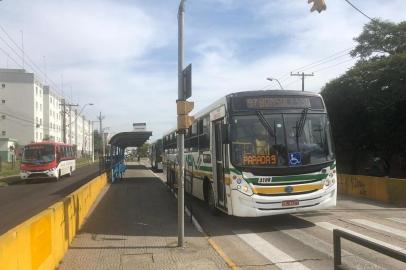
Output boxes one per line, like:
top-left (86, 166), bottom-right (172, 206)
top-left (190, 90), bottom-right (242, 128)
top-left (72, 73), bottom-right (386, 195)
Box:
top-left (213, 119), bottom-right (226, 209)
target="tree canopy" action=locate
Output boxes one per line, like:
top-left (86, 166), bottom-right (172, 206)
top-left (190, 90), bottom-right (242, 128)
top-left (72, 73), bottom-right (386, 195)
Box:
top-left (351, 19), bottom-right (406, 59)
top-left (321, 19), bottom-right (406, 176)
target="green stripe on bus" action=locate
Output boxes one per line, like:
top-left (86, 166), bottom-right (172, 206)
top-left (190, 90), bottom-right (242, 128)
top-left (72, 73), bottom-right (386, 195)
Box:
top-left (246, 173), bottom-right (328, 184)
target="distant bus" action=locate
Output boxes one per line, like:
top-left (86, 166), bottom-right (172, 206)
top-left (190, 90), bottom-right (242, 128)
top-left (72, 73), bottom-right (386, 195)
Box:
top-left (20, 142), bottom-right (76, 181)
top-left (149, 139), bottom-right (163, 171)
top-left (163, 90), bottom-right (337, 217)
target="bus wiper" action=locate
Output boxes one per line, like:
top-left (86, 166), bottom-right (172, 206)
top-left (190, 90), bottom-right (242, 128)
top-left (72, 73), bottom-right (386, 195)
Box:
top-left (256, 110), bottom-right (275, 138)
top-left (296, 107), bottom-right (309, 138)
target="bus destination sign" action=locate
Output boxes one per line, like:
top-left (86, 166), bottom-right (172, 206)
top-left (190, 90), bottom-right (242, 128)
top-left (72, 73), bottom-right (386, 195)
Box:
top-left (232, 96), bottom-right (313, 111)
top-left (243, 154), bottom-right (277, 165)
top-left (246, 97), bottom-right (310, 109)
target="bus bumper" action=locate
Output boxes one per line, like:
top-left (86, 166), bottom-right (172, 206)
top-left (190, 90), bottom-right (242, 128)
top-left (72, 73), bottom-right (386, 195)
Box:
top-left (20, 169), bottom-right (58, 180)
top-left (231, 184), bottom-right (337, 217)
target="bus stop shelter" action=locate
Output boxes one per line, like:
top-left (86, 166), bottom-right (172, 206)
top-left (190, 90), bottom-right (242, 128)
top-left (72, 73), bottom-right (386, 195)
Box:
top-left (107, 131), bottom-right (152, 181)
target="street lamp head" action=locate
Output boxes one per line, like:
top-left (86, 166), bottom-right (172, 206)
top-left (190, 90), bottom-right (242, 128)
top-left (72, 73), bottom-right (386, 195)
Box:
top-left (88, 103), bottom-right (94, 106)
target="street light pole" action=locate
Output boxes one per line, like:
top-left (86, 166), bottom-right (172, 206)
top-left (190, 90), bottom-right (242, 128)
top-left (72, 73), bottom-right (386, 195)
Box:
top-left (177, 0), bottom-right (186, 248)
top-left (266, 77), bottom-right (284, 90)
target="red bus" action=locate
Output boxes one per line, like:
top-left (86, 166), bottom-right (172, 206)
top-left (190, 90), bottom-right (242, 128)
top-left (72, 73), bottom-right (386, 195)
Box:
top-left (20, 142), bottom-right (76, 181)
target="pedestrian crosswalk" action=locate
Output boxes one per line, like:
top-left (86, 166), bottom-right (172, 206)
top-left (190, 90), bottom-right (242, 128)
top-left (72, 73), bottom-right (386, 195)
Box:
top-left (235, 230), bottom-right (311, 270)
top-left (350, 218), bottom-right (406, 239)
top-left (231, 216), bottom-right (406, 270)
top-left (387, 217), bottom-right (406, 225)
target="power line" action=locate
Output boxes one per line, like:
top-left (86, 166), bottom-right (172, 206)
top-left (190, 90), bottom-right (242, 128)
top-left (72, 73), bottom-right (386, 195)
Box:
top-left (0, 46), bottom-right (23, 68)
top-left (279, 48), bottom-right (353, 82)
top-left (0, 24), bottom-right (63, 96)
top-left (343, 0), bottom-right (373, 21)
top-left (312, 57), bottom-right (357, 73)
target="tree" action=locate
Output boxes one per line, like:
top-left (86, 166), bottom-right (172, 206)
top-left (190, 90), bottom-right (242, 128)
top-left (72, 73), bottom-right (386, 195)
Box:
top-left (351, 19), bottom-right (406, 59)
top-left (322, 19), bottom-right (406, 176)
top-left (93, 130), bottom-right (103, 154)
top-left (137, 143), bottom-right (150, 158)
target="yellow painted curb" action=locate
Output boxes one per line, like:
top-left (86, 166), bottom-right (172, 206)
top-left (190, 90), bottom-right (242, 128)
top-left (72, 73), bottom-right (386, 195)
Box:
top-left (207, 237), bottom-right (240, 270)
top-left (0, 173), bottom-right (108, 270)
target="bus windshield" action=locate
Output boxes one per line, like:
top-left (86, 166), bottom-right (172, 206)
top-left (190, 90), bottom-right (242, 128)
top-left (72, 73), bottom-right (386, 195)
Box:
top-left (22, 144), bottom-right (55, 164)
top-left (230, 113), bottom-right (334, 168)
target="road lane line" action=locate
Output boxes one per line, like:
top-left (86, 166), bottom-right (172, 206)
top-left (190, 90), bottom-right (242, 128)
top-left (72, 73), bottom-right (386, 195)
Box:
top-left (350, 219), bottom-right (406, 239)
top-left (316, 222), bottom-right (406, 252)
top-left (235, 230), bottom-right (310, 270)
top-left (387, 218), bottom-right (406, 225)
top-left (276, 226), bottom-right (385, 270)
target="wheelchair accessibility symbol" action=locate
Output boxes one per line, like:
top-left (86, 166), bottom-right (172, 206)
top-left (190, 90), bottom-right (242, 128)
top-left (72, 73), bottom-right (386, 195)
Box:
top-left (289, 152), bottom-right (302, 166)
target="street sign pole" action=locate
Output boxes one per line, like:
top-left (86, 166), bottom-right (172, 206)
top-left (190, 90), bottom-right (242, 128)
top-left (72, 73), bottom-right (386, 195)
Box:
top-left (177, 0), bottom-right (186, 248)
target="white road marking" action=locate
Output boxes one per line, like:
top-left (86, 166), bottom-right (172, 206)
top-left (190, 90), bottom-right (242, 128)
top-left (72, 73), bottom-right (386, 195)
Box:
top-left (235, 230), bottom-right (310, 270)
top-left (387, 218), bottom-right (406, 225)
top-left (316, 222), bottom-right (406, 252)
top-left (351, 219), bottom-right (406, 239)
top-left (276, 226), bottom-right (385, 270)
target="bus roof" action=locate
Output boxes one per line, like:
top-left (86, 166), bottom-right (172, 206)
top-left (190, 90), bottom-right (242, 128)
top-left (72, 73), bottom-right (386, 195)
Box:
top-left (162, 90), bottom-right (323, 137)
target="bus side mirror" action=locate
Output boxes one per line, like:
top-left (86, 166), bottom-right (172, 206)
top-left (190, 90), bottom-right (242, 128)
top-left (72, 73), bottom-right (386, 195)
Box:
top-left (222, 124), bottom-right (229, 144)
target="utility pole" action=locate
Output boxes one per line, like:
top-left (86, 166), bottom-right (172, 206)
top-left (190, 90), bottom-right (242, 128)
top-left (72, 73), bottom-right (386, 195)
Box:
top-left (60, 99), bottom-right (78, 143)
top-left (290, 72), bottom-right (314, 91)
top-left (98, 112), bottom-right (105, 157)
top-left (177, 0), bottom-right (186, 248)
top-left (61, 99), bottom-right (66, 143)
top-left (176, 0), bottom-right (194, 248)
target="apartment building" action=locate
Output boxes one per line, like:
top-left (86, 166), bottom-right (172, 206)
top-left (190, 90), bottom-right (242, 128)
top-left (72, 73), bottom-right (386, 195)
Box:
top-left (0, 69), bottom-right (45, 145)
top-left (0, 68), bottom-right (93, 157)
top-left (43, 85), bottom-right (62, 142)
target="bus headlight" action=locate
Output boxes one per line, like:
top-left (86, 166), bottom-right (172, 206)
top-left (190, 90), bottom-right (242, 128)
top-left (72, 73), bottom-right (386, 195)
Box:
top-left (236, 179), bottom-right (253, 196)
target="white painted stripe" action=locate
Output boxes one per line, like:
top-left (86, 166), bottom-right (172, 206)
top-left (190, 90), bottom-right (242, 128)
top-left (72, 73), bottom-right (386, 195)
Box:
top-left (351, 219), bottom-right (406, 239)
top-left (316, 222), bottom-right (406, 252)
top-left (235, 230), bottom-right (310, 270)
top-left (387, 218), bottom-right (406, 225)
top-left (276, 226), bottom-right (385, 270)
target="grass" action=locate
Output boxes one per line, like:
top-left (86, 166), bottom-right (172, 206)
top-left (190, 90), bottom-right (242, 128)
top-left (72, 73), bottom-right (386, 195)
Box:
top-left (0, 160), bottom-right (20, 178)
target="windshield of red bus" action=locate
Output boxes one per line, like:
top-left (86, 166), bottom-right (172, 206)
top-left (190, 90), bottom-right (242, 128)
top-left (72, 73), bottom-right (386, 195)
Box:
top-left (22, 144), bottom-right (55, 164)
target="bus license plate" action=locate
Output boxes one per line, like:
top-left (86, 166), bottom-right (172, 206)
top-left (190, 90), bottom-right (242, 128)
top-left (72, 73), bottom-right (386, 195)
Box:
top-left (282, 200), bottom-right (299, 207)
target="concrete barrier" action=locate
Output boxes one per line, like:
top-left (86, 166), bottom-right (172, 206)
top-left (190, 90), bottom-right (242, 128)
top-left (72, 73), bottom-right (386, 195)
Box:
top-left (338, 174), bottom-right (406, 206)
top-left (0, 173), bottom-right (107, 270)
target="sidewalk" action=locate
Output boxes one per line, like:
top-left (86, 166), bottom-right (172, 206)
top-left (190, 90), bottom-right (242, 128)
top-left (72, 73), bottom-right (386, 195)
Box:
top-left (59, 163), bottom-right (228, 270)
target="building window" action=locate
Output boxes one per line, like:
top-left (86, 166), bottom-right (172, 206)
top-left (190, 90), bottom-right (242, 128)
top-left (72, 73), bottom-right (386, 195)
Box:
top-left (1, 115), bottom-right (5, 119)
top-left (1, 83), bottom-right (5, 88)
top-left (1, 100), bottom-right (5, 104)
top-left (2, 131), bottom-right (6, 136)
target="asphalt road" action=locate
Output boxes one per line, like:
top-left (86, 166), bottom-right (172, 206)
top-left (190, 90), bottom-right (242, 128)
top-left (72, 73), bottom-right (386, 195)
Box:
top-left (0, 163), bottom-right (100, 234)
top-left (147, 162), bottom-right (406, 270)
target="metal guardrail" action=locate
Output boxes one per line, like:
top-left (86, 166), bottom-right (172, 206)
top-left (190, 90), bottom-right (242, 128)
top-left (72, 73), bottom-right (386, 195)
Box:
top-left (333, 229), bottom-right (406, 269)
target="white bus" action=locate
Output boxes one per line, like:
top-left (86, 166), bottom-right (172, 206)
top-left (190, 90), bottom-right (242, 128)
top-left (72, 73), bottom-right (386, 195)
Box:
top-left (163, 90), bottom-right (337, 217)
top-left (149, 139), bottom-right (163, 171)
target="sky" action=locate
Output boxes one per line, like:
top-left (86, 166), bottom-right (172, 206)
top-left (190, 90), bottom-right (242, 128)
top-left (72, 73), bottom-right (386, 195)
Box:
top-left (0, 0), bottom-right (405, 141)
